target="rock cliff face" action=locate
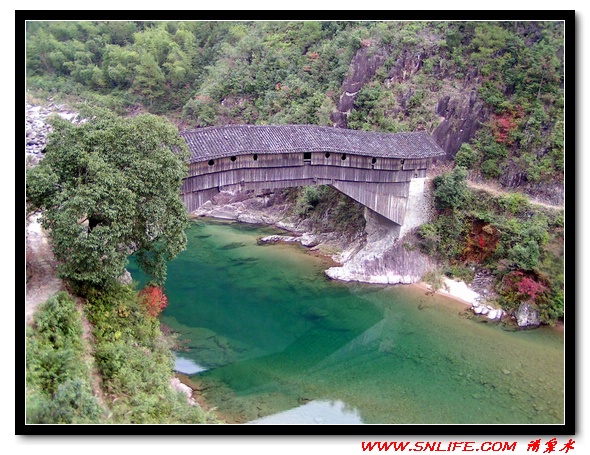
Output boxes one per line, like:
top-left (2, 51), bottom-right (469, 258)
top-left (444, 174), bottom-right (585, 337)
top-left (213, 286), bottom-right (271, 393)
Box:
top-left (432, 90), bottom-right (490, 159)
top-left (331, 45), bottom-right (490, 160)
top-left (325, 205), bottom-right (436, 284)
top-left (515, 302), bottom-right (541, 328)
top-left (325, 232), bottom-right (436, 284)
top-left (331, 43), bottom-right (388, 129)
top-left (26, 100), bottom-right (84, 166)
top-left (388, 52), bottom-right (491, 159)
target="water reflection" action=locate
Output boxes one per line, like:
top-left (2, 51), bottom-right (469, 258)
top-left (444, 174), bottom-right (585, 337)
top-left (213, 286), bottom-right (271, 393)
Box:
top-left (174, 355), bottom-right (208, 374)
top-left (247, 400), bottom-right (363, 424)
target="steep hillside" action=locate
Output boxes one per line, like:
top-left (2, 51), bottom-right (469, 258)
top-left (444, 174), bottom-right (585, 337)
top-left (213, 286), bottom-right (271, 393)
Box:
top-left (26, 20), bottom-right (564, 202)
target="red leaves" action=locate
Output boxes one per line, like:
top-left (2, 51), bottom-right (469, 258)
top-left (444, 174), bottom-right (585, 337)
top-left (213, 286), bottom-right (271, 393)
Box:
top-left (501, 271), bottom-right (548, 303)
top-left (478, 235), bottom-right (486, 249)
top-left (138, 286), bottom-right (168, 318)
top-left (492, 112), bottom-right (518, 144)
top-left (516, 277), bottom-right (547, 300)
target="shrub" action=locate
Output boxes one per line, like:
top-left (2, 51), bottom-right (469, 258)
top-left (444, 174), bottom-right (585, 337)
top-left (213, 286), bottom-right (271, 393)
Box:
top-left (498, 192), bottom-right (529, 215)
top-left (32, 291), bottom-right (83, 348)
top-left (507, 240), bottom-right (541, 271)
top-left (444, 265), bottom-right (475, 283)
top-left (26, 292), bottom-right (104, 423)
top-left (517, 277), bottom-right (547, 300)
top-left (433, 166), bottom-right (470, 212)
top-left (454, 143), bottom-right (479, 169)
top-left (423, 269), bottom-right (446, 293)
top-left (27, 379), bottom-right (103, 424)
top-left (417, 223), bottom-right (441, 255)
top-left (138, 286), bottom-right (169, 318)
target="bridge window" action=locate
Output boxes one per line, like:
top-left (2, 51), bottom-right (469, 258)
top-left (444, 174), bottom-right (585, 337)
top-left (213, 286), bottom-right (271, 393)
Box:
top-left (303, 152), bottom-right (312, 162)
top-left (341, 154), bottom-right (347, 161)
top-left (400, 159), bottom-right (405, 165)
top-left (208, 160), bottom-right (215, 166)
top-left (230, 156), bottom-right (237, 162)
top-left (253, 154), bottom-right (258, 161)
top-left (371, 157), bottom-right (377, 164)
top-left (325, 152), bottom-right (331, 158)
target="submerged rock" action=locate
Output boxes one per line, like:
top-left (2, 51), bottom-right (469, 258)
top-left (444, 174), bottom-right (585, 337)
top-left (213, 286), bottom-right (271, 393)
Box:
top-left (258, 235), bottom-right (300, 245)
top-left (170, 377), bottom-right (196, 406)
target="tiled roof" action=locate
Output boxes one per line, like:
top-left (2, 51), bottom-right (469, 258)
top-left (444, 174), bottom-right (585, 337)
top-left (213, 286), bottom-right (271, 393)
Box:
top-left (181, 125), bottom-right (446, 162)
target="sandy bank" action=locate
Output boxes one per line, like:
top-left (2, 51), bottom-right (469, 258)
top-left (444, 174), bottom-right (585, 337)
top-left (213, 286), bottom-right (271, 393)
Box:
top-left (412, 277), bottom-right (481, 307)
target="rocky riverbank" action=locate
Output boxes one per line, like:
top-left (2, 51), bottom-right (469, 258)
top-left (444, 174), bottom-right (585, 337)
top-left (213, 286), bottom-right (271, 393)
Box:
top-left (191, 189), bottom-right (366, 264)
top-left (25, 99), bottom-right (84, 166)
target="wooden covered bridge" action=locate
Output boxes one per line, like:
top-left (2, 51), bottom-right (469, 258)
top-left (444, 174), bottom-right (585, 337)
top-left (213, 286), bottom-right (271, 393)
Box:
top-left (180, 125), bottom-right (445, 227)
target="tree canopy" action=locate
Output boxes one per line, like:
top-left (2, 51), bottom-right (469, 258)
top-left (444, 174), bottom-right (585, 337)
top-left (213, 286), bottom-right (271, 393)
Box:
top-left (26, 109), bottom-right (189, 289)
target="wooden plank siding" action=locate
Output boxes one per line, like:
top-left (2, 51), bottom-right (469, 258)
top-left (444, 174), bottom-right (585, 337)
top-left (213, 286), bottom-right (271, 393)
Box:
top-left (188, 153), bottom-right (432, 178)
top-left (182, 187), bottom-right (220, 214)
top-left (179, 125), bottom-right (445, 224)
top-left (189, 153), bottom-right (305, 176)
top-left (331, 181), bottom-right (410, 224)
top-left (184, 166), bottom-right (425, 192)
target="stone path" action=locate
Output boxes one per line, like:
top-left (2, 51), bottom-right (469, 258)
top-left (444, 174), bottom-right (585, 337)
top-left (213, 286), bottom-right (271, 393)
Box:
top-left (25, 212), bottom-right (65, 325)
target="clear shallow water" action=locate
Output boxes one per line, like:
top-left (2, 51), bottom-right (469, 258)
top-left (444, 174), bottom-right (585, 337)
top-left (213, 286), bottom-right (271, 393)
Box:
top-left (128, 220), bottom-right (564, 425)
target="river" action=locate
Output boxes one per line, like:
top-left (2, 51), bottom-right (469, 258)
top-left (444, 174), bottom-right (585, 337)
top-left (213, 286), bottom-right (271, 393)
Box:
top-left (128, 219), bottom-right (565, 425)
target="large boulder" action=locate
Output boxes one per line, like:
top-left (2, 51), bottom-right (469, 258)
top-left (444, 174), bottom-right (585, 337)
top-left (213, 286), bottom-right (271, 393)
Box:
top-left (117, 269), bottom-right (133, 285)
top-left (515, 302), bottom-right (541, 328)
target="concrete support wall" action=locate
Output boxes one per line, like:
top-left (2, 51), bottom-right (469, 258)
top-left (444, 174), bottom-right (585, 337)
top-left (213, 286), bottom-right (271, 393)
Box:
top-left (399, 178), bottom-right (430, 238)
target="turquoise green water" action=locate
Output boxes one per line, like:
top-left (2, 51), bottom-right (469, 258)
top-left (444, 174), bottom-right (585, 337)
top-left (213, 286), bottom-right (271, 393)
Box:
top-left (129, 220), bottom-right (564, 424)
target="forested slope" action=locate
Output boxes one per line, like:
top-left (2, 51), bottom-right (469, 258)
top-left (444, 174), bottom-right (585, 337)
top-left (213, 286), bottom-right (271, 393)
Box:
top-left (26, 20), bottom-right (564, 202)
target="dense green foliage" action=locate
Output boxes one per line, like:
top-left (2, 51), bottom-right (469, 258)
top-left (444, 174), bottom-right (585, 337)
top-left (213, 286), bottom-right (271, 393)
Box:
top-left (85, 283), bottom-right (216, 423)
top-left (432, 166), bottom-right (470, 212)
top-left (26, 288), bottom-right (217, 424)
top-left (26, 292), bottom-right (103, 423)
top-left (287, 185), bottom-right (366, 240)
top-left (26, 109), bottom-right (189, 290)
top-left (26, 20), bottom-right (564, 188)
top-left (418, 168), bottom-right (564, 324)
